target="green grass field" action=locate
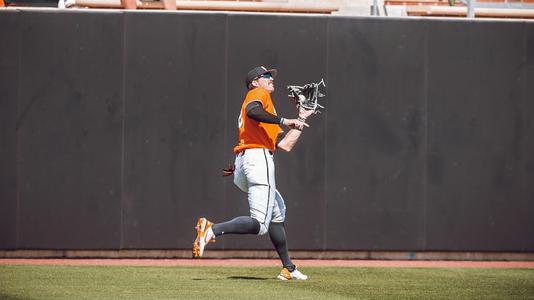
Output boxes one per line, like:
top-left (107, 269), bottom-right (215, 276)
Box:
top-left (1, 265), bottom-right (533, 299)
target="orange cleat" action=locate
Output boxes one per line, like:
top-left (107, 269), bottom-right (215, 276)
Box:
top-left (192, 217), bottom-right (215, 258)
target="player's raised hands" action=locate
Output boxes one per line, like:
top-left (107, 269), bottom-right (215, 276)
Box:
top-left (298, 105), bottom-right (315, 121)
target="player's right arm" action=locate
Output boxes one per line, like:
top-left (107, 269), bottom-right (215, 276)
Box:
top-left (246, 101), bottom-right (308, 130)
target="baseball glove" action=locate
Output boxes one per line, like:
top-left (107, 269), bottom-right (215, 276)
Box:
top-left (287, 79), bottom-right (326, 114)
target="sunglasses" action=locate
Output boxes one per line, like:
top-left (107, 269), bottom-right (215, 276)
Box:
top-left (258, 73), bottom-right (273, 79)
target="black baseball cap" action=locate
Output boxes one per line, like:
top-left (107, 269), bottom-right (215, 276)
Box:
top-left (245, 66), bottom-right (278, 88)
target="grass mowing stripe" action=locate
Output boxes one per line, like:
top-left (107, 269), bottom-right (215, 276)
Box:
top-left (1, 265), bottom-right (533, 300)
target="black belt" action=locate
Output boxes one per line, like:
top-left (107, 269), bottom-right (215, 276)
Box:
top-left (238, 149), bottom-right (273, 156)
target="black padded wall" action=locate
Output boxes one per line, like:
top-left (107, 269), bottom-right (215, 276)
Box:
top-left (325, 18), bottom-right (427, 251)
top-left (523, 22), bottom-right (534, 251)
top-left (121, 13), bottom-right (227, 249)
top-left (11, 10), bottom-right (124, 249)
top-left (1, 10), bottom-right (533, 252)
top-left (0, 11), bottom-right (19, 250)
top-left (425, 20), bottom-right (532, 251)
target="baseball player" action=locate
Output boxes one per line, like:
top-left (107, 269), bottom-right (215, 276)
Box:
top-left (193, 66), bottom-right (314, 280)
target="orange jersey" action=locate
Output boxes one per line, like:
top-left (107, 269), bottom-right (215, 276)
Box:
top-left (234, 88), bottom-right (282, 153)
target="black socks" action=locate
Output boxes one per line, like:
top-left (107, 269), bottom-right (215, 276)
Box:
top-left (211, 218), bottom-right (295, 272)
top-left (268, 222), bottom-right (295, 272)
top-left (212, 216), bottom-right (260, 236)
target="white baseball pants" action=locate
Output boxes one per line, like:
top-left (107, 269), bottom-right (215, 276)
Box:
top-left (233, 148), bottom-right (286, 235)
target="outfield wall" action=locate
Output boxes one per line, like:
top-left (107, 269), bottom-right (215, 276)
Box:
top-left (1, 9), bottom-right (533, 253)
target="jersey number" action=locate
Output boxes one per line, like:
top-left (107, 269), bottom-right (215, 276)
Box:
top-left (238, 111), bottom-right (243, 129)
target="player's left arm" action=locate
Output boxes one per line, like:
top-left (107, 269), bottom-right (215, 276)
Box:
top-left (276, 129), bottom-right (303, 152)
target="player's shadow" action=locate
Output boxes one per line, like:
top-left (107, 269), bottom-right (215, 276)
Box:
top-left (0, 293), bottom-right (35, 300)
top-left (190, 276), bottom-right (268, 281)
top-left (227, 276), bottom-right (268, 280)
